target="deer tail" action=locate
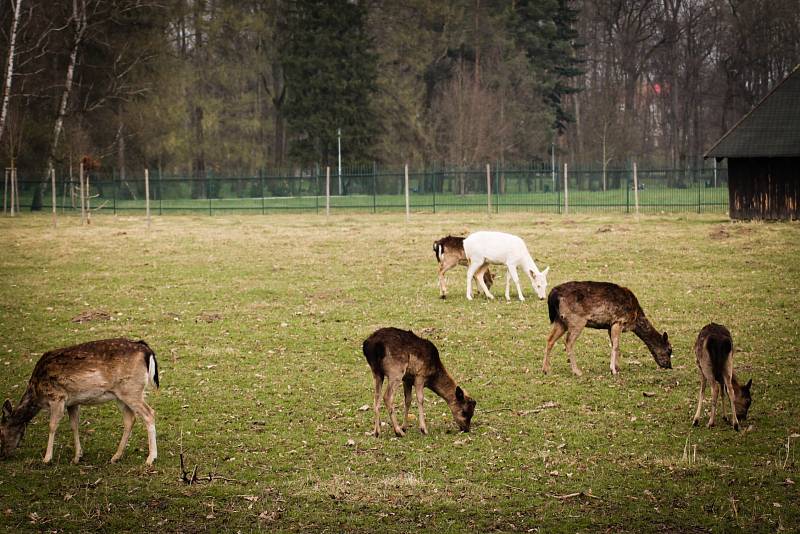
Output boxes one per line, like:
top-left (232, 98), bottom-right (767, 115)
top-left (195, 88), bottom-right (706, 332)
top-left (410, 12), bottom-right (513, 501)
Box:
top-left (547, 288), bottom-right (560, 324)
top-left (362, 338), bottom-right (386, 377)
top-left (138, 340), bottom-right (160, 389)
top-left (706, 335), bottom-right (732, 385)
top-left (433, 240), bottom-right (443, 263)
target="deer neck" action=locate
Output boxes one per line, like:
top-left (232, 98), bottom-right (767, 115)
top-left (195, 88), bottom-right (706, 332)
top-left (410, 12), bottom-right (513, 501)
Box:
top-left (429, 370), bottom-right (458, 406)
top-left (8, 387), bottom-right (42, 427)
top-left (633, 316), bottom-right (664, 355)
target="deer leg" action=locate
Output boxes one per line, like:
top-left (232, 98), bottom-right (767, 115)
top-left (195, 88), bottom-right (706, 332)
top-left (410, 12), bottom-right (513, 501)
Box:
top-left (466, 259), bottom-right (482, 300)
top-left (372, 373), bottom-right (384, 437)
top-left (507, 265), bottom-right (525, 301)
top-left (43, 400), bottom-right (65, 464)
top-left (438, 258), bottom-right (458, 299)
top-left (415, 379), bottom-right (428, 435)
top-left (707, 381), bottom-right (720, 428)
top-left (564, 323), bottom-right (585, 377)
top-left (474, 264), bottom-right (491, 298)
top-left (609, 323), bottom-right (623, 375)
top-left (401, 380), bottom-right (413, 431)
top-left (724, 377), bottom-right (740, 431)
top-left (383, 378), bottom-right (405, 437)
top-left (127, 400), bottom-right (157, 465)
top-left (473, 261), bottom-right (494, 299)
top-left (692, 373), bottom-right (706, 426)
top-left (111, 402), bottom-right (136, 463)
top-left (543, 322), bottom-right (566, 374)
top-left (67, 405), bottom-right (82, 464)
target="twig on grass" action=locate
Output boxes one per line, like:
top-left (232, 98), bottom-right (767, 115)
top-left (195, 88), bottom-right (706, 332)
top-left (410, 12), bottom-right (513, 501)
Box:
top-left (546, 491), bottom-right (601, 501)
top-left (180, 452), bottom-right (198, 485)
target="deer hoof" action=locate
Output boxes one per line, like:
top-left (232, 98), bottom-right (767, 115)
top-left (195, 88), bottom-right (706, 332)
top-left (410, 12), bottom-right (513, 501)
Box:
top-left (419, 427), bottom-right (428, 435)
top-left (692, 419), bottom-right (699, 427)
top-left (733, 423), bottom-right (740, 432)
top-left (707, 421), bottom-right (715, 429)
top-left (394, 428), bottom-right (405, 437)
top-left (440, 295), bottom-right (446, 300)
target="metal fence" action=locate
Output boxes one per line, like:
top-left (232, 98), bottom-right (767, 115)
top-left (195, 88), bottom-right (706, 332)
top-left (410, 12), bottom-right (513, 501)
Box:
top-left (4, 164), bottom-right (728, 216)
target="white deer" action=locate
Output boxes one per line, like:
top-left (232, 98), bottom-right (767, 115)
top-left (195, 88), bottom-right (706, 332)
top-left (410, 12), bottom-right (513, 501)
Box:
top-left (463, 231), bottom-right (549, 301)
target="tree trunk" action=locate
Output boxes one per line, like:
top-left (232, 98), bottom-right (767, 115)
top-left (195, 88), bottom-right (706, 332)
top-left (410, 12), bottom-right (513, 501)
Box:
top-left (33, 0), bottom-right (86, 211)
top-left (0, 0), bottom-right (22, 145)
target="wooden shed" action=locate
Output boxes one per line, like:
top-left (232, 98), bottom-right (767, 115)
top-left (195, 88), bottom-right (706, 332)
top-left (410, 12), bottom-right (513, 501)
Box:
top-left (705, 66), bottom-right (800, 220)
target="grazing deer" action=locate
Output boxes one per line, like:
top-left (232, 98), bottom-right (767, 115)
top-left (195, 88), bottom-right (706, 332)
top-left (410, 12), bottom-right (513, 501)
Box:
top-left (1, 338), bottom-right (159, 465)
top-left (433, 235), bottom-right (494, 299)
top-left (543, 281), bottom-right (672, 376)
top-left (463, 231), bottom-right (549, 301)
top-left (362, 327), bottom-right (476, 436)
top-left (692, 323), bottom-right (752, 431)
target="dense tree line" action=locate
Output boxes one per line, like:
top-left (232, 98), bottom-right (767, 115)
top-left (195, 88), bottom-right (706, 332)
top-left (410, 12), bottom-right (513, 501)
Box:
top-left (1, 0), bottom-right (798, 205)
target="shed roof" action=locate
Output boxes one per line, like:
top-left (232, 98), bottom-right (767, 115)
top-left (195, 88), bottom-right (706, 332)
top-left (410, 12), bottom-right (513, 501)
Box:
top-left (705, 65), bottom-right (800, 159)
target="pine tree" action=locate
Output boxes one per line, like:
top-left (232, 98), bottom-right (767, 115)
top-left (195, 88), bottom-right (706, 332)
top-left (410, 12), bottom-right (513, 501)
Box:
top-left (509, 0), bottom-right (584, 135)
top-left (280, 0), bottom-right (378, 167)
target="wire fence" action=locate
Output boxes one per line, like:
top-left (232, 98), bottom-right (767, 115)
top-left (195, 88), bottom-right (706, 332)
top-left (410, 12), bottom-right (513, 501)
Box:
top-left (4, 163), bottom-right (728, 216)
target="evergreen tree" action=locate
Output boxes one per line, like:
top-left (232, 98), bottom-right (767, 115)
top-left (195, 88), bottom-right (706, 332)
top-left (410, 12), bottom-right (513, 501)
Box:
top-left (509, 0), bottom-right (584, 135)
top-left (280, 0), bottom-right (378, 167)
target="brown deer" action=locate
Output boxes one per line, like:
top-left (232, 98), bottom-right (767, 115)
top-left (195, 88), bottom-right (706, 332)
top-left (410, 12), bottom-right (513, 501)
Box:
top-left (1, 338), bottom-right (159, 465)
top-left (363, 327), bottom-right (476, 436)
top-left (543, 281), bottom-right (672, 376)
top-left (433, 235), bottom-right (493, 299)
top-left (692, 323), bottom-right (752, 431)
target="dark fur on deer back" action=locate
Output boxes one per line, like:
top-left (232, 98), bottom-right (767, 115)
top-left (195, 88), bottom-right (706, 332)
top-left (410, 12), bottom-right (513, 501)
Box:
top-left (363, 327), bottom-right (444, 381)
top-left (433, 235), bottom-right (466, 263)
top-left (548, 281), bottom-right (644, 329)
top-left (698, 323), bottom-right (733, 385)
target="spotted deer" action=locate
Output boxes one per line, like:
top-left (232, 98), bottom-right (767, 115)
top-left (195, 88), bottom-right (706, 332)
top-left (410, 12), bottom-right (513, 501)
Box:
top-left (433, 235), bottom-right (493, 299)
top-left (1, 338), bottom-right (159, 465)
top-left (362, 327), bottom-right (476, 436)
top-left (692, 323), bottom-right (752, 431)
top-left (543, 281), bottom-right (672, 376)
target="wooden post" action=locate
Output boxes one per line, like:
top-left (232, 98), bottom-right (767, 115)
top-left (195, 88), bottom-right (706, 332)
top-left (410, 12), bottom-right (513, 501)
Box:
top-left (325, 166), bottom-right (330, 217)
top-left (86, 167), bottom-right (91, 224)
top-left (79, 160), bottom-right (85, 225)
top-left (633, 161), bottom-right (640, 216)
top-left (486, 163), bottom-right (492, 214)
top-left (404, 163), bottom-right (410, 222)
top-left (145, 168), bottom-right (151, 230)
top-left (563, 163), bottom-right (569, 215)
top-left (50, 166), bottom-right (57, 227)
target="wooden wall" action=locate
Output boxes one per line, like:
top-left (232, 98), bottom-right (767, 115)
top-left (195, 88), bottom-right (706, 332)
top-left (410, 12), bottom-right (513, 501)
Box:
top-left (729, 157), bottom-right (800, 220)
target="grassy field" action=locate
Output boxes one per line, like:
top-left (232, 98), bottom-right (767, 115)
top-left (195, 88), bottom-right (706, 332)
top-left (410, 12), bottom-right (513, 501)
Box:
top-left (0, 212), bottom-right (798, 532)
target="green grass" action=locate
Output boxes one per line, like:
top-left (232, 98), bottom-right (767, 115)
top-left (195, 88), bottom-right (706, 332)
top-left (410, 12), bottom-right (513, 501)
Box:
top-left (0, 212), bottom-right (798, 532)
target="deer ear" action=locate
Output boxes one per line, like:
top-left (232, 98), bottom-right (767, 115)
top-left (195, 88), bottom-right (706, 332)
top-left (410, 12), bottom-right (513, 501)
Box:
top-left (2, 399), bottom-right (12, 420)
top-left (542, 266), bottom-right (550, 276)
top-left (745, 378), bottom-right (752, 390)
top-left (455, 386), bottom-right (465, 402)
top-left (662, 332), bottom-right (669, 343)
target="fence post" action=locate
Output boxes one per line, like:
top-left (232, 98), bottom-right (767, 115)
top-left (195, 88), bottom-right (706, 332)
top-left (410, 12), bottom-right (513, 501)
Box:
top-left (405, 163), bottom-right (410, 222)
top-left (79, 160), bottom-right (85, 224)
top-left (325, 166), bottom-right (330, 216)
top-left (145, 168), bottom-right (151, 229)
top-left (372, 163), bottom-right (377, 214)
top-left (563, 163), bottom-right (569, 215)
top-left (633, 161), bottom-right (639, 216)
top-left (50, 166), bottom-right (57, 228)
top-left (3, 167), bottom-right (8, 215)
top-left (432, 169), bottom-right (437, 214)
top-left (626, 173), bottom-right (630, 213)
top-left (486, 163), bottom-right (492, 214)
top-left (260, 169), bottom-right (265, 215)
top-left (698, 173), bottom-right (702, 214)
top-left (159, 167), bottom-right (163, 216)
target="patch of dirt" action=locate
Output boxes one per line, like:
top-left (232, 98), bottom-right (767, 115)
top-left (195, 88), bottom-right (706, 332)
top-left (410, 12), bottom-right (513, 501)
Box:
top-left (71, 309), bottom-right (111, 323)
top-left (196, 311), bottom-right (223, 323)
top-left (709, 226), bottom-right (731, 240)
top-left (163, 312), bottom-right (181, 321)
